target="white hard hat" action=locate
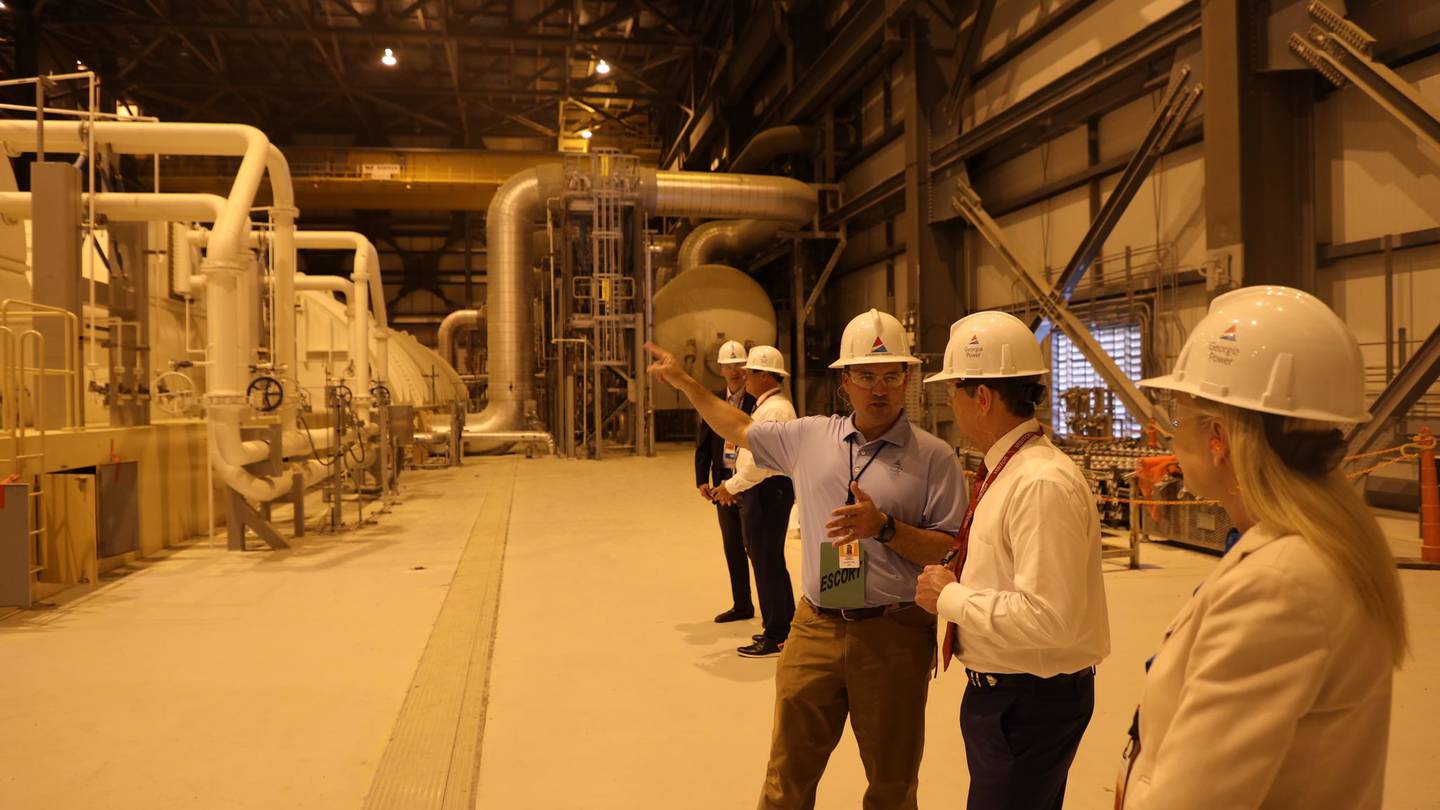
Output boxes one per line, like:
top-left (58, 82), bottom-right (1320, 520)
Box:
top-left (716, 339), bottom-right (748, 365)
top-left (923, 311), bottom-right (1050, 384)
top-left (1139, 285), bottom-right (1370, 424)
top-left (829, 308), bottom-right (920, 369)
top-left (744, 345), bottom-right (789, 377)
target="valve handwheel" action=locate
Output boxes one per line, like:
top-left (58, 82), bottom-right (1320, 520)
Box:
top-left (152, 371), bottom-right (198, 416)
top-left (370, 384), bottom-right (392, 406)
top-left (331, 383), bottom-right (354, 408)
top-left (246, 376), bottom-right (285, 413)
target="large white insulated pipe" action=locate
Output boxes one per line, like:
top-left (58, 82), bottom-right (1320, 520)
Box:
top-left (437, 308), bottom-right (484, 370)
top-left (287, 231), bottom-right (389, 414)
top-left (0, 190), bottom-right (337, 467)
top-left (476, 165), bottom-right (816, 439)
top-left (0, 121), bottom-right (307, 501)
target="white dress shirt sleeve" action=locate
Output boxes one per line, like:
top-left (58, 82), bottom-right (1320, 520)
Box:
top-left (936, 477), bottom-right (1095, 649)
top-left (727, 397), bottom-right (798, 494)
top-left (1130, 565), bottom-right (1330, 810)
top-left (724, 446), bottom-right (769, 494)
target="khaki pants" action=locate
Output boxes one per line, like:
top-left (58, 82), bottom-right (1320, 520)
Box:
top-left (758, 598), bottom-right (937, 810)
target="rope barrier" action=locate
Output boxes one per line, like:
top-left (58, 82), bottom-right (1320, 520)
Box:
top-left (961, 433), bottom-right (1439, 511)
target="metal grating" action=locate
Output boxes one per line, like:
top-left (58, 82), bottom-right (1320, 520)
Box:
top-left (1052, 322), bottom-right (1144, 439)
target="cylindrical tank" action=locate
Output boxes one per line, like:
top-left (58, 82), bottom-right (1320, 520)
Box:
top-left (652, 263), bottom-right (777, 406)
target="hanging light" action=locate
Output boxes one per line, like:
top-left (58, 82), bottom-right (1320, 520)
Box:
top-left (595, 59), bottom-right (611, 75)
top-left (579, 129), bottom-right (594, 140)
top-left (380, 48), bottom-right (398, 67)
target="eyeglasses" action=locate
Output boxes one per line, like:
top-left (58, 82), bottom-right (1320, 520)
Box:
top-left (847, 370), bottom-right (907, 390)
top-left (1151, 391), bottom-right (1210, 431)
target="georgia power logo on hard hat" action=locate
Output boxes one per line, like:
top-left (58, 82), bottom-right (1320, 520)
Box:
top-left (871, 336), bottom-right (889, 354)
top-left (964, 333), bottom-right (982, 358)
top-left (1207, 323), bottom-right (1240, 366)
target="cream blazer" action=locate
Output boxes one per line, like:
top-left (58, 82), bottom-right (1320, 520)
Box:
top-left (1122, 523), bottom-right (1394, 810)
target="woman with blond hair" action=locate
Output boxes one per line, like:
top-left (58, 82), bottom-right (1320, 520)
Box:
top-left (1117, 285), bottom-right (1408, 809)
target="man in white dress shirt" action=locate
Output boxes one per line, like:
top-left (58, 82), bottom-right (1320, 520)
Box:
top-left (713, 346), bottom-right (797, 658)
top-left (915, 311), bottom-right (1110, 810)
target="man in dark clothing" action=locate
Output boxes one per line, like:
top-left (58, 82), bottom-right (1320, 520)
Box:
top-left (695, 339), bottom-right (757, 622)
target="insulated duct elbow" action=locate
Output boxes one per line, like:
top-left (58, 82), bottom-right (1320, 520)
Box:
top-left (729, 126), bottom-right (820, 174)
top-left (676, 219), bottom-right (786, 275)
top-left (438, 308), bottom-right (484, 370)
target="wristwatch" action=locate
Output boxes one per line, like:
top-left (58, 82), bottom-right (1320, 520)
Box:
top-left (876, 512), bottom-right (897, 544)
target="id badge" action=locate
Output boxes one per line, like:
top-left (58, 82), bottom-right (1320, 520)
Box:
top-left (838, 541), bottom-right (860, 568)
top-left (818, 541), bottom-right (865, 608)
top-left (722, 440), bottom-right (738, 470)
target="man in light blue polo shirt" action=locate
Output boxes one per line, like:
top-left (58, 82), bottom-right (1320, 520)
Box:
top-left (646, 308), bottom-right (967, 810)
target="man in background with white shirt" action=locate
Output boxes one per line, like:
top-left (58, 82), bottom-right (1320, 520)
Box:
top-left (713, 346), bottom-right (797, 658)
top-left (696, 340), bottom-right (757, 624)
top-left (916, 311), bottom-right (1110, 810)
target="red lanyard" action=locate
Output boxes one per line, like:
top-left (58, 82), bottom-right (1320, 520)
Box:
top-left (939, 429), bottom-right (1043, 566)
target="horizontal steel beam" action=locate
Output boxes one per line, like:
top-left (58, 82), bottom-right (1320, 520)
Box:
top-left (930, 4), bottom-right (1200, 172)
top-left (121, 79), bottom-right (662, 103)
top-left (1318, 226), bottom-right (1440, 265)
top-left (39, 18), bottom-right (690, 50)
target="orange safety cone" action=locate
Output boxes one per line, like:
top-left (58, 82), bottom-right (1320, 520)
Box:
top-left (1420, 428), bottom-right (1439, 564)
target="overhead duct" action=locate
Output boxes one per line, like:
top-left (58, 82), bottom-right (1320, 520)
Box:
top-left (729, 125), bottom-right (820, 173)
top-left (476, 165), bottom-right (816, 439)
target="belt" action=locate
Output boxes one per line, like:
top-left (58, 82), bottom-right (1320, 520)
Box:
top-left (965, 666), bottom-right (1096, 689)
top-left (804, 596), bottom-right (914, 622)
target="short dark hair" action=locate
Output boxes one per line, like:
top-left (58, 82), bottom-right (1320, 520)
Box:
top-left (958, 375), bottom-right (1047, 419)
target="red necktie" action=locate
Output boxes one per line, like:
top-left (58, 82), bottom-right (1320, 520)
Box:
top-left (940, 463), bottom-right (986, 670)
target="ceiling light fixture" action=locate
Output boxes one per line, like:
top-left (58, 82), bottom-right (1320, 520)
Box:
top-left (580, 129), bottom-right (594, 140)
top-left (381, 48), bottom-right (398, 67)
top-left (595, 59), bottom-right (611, 75)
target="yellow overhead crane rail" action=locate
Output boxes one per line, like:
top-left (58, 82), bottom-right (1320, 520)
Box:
top-left (153, 147), bottom-right (658, 212)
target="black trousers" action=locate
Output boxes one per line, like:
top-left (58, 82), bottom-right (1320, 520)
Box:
top-left (738, 476), bottom-right (795, 643)
top-left (959, 671), bottom-right (1095, 810)
top-left (715, 500), bottom-right (752, 613)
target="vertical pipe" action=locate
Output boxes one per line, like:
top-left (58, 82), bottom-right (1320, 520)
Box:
top-left (464, 210), bottom-right (473, 306)
top-left (35, 79), bottom-right (44, 161)
top-left (271, 208), bottom-right (298, 425)
top-left (1384, 233), bottom-right (1394, 381)
top-left (793, 240), bottom-right (806, 417)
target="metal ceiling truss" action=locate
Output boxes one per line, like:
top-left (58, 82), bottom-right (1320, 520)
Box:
top-left (14, 0), bottom-right (723, 146)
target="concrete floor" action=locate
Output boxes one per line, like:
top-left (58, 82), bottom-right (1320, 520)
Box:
top-left (2, 445), bottom-right (1437, 808)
